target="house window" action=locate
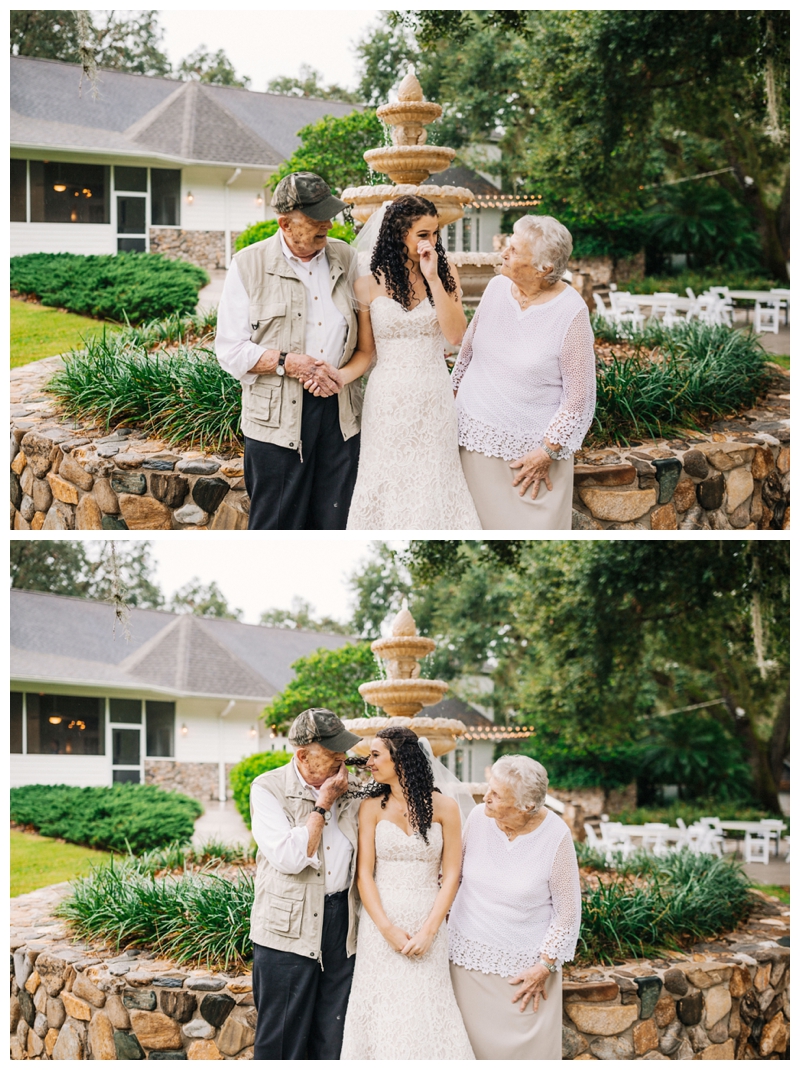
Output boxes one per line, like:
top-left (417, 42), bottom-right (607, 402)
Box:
top-left (146, 701), bottom-right (175, 757)
top-left (29, 161), bottom-right (110, 224)
top-left (11, 692), bottom-right (23, 753)
top-left (115, 166), bottom-right (147, 192)
top-left (109, 698), bottom-right (142, 723)
top-left (447, 225), bottom-right (457, 253)
top-left (11, 160), bottom-right (27, 222)
top-left (25, 694), bottom-right (105, 755)
top-left (462, 213), bottom-right (472, 252)
top-left (151, 168), bottom-right (181, 226)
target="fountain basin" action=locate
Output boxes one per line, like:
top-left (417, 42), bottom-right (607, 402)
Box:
top-left (359, 678), bottom-right (449, 717)
top-left (364, 145), bottom-right (456, 185)
top-left (342, 183), bottom-right (474, 226)
top-left (342, 715), bottom-right (467, 758)
top-left (377, 101), bottom-right (442, 126)
top-left (371, 635), bottom-right (435, 661)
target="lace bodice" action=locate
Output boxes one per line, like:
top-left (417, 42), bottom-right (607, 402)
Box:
top-left (452, 276), bottom-right (596, 461)
top-left (345, 296), bottom-right (481, 531)
top-left (448, 805), bottom-right (581, 976)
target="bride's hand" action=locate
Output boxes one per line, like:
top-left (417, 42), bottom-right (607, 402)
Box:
top-left (382, 924), bottom-right (412, 953)
top-left (417, 240), bottom-right (439, 281)
top-left (401, 927), bottom-right (435, 958)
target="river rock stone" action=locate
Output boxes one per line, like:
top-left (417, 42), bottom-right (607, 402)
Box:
top-left (697, 472), bottom-right (724, 510)
top-left (87, 1009), bottom-right (116, 1059)
top-left (753, 963), bottom-right (772, 991)
top-left (563, 981), bottom-right (620, 1002)
top-left (102, 514), bottom-right (129, 528)
top-left (111, 471), bottom-right (147, 495)
top-left (707, 1017), bottom-right (729, 1043)
top-left (47, 471), bottom-right (79, 504)
top-left (18, 988), bottom-right (35, 1026)
top-left (578, 487), bottom-right (657, 522)
top-left (20, 463), bottom-right (34, 496)
top-left (682, 449), bottom-right (709, 479)
top-left (52, 1018), bottom-right (86, 1060)
top-left (687, 1024), bottom-right (711, 1051)
top-left (200, 992), bottom-right (236, 1027)
top-left (33, 1011), bottom-right (49, 1038)
top-left (150, 1053), bottom-right (189, 1060)
top-left (143, 459), bottom-right (176, 471)
top-left (149, 472), bottom-right (189, 507)
top-left (124, 988), bottom-right (158, 1011)
top-left (11, 471), bottom-right (23, 510)
top-left (75, 494), bottom-right (104, 529)
top-left (46, 996), bottom-right (66, 1028)
top-left (176, 459), bottom-right (220, 475)
top-left (92, 477), bottom-right (119, 513)
top-left (566, 1002), bottom-right (639, 1035)
top-left (130, 1009), bottom-right (183, 1049)
top-left (160, 990), bottom-right (197, 1022)
top-left (704, 984), bottom-right (732, 1028)
top-left (10, 995), bottom-right (21, 1032)
top-left (703, 443), bottom-right (754, 471)
top-left (32, 475), bottom-right (53, 513)
top-left (187, 1039), bottom-right (223, 1059)
top-left (35, 953), bottom-right (70, 997)
top-left (44, 1027), bottom-right (59, 1056)
top-left (186, 978), bottom-right (227, 992)
top-left (183, 1017), bottom-right (216, 1039)
top-left (24, 969), bottom-right (40, 996)
top-left (574, 463), bottom-right (637, 486)
top-left (653, 993), bottom-right (676, 1028)
top-left (677, 991), bottom-right (703, 1026)
top-left (72, 971), bottom-right (106, 1007)
top-left (34, 984), bottom-right (48, 1014)
top-left (652, 457), bottom-right (682, 502)
top-left (62, 989), bottom-right (92, 1020)
top-left (571, 509), bottom-right (604, 530)
top-left (684, 964), bottom-right (730, 989)
top-left (633, 1017), bottom-right (659, 1054)
top-left (114, 451), bottom-right (144, 468)
top-left (118, 493), bottom-right (173, 529)
top-left (97, 443), bottom-right (120, 458)
top-left (19, 493), bottom-right (36, 521)
top-left (192, 476), bottom-right (230, 514)
top-left (59, 454), bottom-right (94, 490)
top-left (698, 1039), bottom-right (736, 1059)
top-left (759, 1011), bottom-right (788, 1055)
top-left (725, 467), bottom-right (754, 511)
top-left (225, 977), bottom-right (253, 995)
top-left (635, 976), bottom-right (663, 1018)
top-left (114, 1029), bottom-right (146, 1059)
top-left (42, 499), bottom-right (75, 529)
top-left (650, 502), bottom-right (677, 529)
top-left (11, 447), bottom-right (26, 474)
top-left (750, 445), bottom-right (775, 480)
top-left (217, 1015), bottom-right (256, 1056)
top-left (27, 1026), bottom-right (45, 1057)
top-left (588, 1034), bottom-right (634, 1059)
top-left (174, 503), bottom-right (208, 525)
top-left (20, 430), bottom-right (58, 477)
top-left (209, 496), bottom-right (250, 529)
top-left (659, 1019), bottom-right (683, 1054)
top-left (105, 993), bottom-right (130, 1029)
top-left (562, 1024), bottom-right (589, 1058)
top-left (153, 976), bottom-right (187, 988)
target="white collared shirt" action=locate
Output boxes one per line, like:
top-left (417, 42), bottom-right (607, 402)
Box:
top-left (250, 758), bottom-right (353, 893)
top-left (214, 234), bottom-right (347, 386)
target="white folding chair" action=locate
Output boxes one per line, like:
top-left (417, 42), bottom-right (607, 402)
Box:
top-left (649, 293), bottom-right (678, 321)
top-left (707, 287), bottom-right (734, 326)
top-left (698, 817), bottom-right (724, 857)
top-left (641, 822), bottom-right (670, 856)
top-left (758, 819), bottom-right (784, 857)
top-left (770, 288), bottom-right (790, 325)
top-left (592, 292), bottom-right (617, 327)
top-left (599, 822), bottom-right (634, 863)
top-left (583, 823), bottom-right (601, 850)
top-left (608, 291), bottom-right (645, 330)
top-left (685, 287), bottom-right (697, 301)
top-left (783, 836), bottom-right (790, 864)
top-left (743, 831), bottom-right (770, 865)
top-left (754, 298), bottom-right (781, 334)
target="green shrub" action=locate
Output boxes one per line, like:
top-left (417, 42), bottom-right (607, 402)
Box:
top-left (578, 850), bottom-right (752, 963)
top-left (608, 800), bottom-right (786, 831)
top-left (10, 253), bottom-right (209, 324)
top-left (229, 751), bottom-right (293, 828)
top-left (57, 859), bottom-right (253, 970)
top-left (235, 219), bottom-right (355, 252)
top-left (622, 271), bottom-right (780, 295)
top-left (10, 784), bottom-right (203, 854)
top-left (590, 320), bottom-right (772, 444)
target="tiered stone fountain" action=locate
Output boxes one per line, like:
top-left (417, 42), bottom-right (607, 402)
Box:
top-left (342, 606), bottom-right (467, 758)
top-left (341, 68), bottom-right (473, 227)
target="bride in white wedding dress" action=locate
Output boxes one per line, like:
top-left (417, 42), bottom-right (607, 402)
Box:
top-left (304, 196), bottom-right (480, 530)
top-left (339, 726), bottom-right (474, 1060)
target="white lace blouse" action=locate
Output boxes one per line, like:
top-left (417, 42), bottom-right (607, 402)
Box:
top-left (452, 275), bottom-right (596, 461)
top-left (448, 805), bottom-right (582, 977)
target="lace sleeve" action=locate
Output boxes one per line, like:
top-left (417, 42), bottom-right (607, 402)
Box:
top-left (544, 306), bottom-right (596, 458)
top-left (538, 830), bottom-right (582, 969)
top-left (450, 306), bottom-right (481, 391)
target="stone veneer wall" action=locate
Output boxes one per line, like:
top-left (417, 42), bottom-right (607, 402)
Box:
top-left (144, 761), bottom-right (237, 802)
top-left (149, 228), bottom-right (243, 272)
top-left (561, 947), bottom-right (789, 1060)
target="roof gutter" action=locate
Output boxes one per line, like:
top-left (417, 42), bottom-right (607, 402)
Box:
top-left (10, 673), bottom-right (272, 704)
top-left (11, 142), bottom-right (276, 171)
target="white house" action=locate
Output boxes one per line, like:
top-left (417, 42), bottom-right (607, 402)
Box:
top-left (10, 589), bottom-right (354, 801)
top-left (10, 55), bottom-right (360, 270)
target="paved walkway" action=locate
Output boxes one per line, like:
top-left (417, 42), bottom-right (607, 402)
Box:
top-left (192, 800), bottom-right (252, 848)
top-left (196, 269), bottom-right (227, 312)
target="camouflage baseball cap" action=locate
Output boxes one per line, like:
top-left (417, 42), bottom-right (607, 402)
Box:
top-left (288, 708), bottom-right (362, 752)
top-left (271, 172), bottom-right (348, 221)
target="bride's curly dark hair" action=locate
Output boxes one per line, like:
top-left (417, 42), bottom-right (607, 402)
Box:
top-left (370, 195), bottom-right (457, 311)
top-left (362, 725), bottom-right (440, 842)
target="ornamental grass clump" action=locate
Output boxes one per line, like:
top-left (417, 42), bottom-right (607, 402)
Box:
top-left (578, 849), bottom-right (752, 964)
top-left (590, 320), bottom-right (772, 443)
top-left (56, 858), bottom-right (254, 970)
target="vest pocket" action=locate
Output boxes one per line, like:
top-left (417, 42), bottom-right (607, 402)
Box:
top-left (249, 302), bottom-right (287, 345)
top-left (248, 381), bottom-right (283, 428)
top-left (268, 886), bottom-right (304, 938)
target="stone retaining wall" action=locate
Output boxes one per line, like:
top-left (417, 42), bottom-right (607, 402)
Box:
top-left (149, 228), bottom-right (243, 272)
top-left (144, 760), bottom-right (237, 801)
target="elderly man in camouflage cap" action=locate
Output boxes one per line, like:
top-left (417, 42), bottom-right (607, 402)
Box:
top-left (249, 709), bottom-right (364, 1059)
top-left (216, 173), bottom-right (364, 529)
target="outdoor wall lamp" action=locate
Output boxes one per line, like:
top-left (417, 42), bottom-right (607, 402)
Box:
top-left (180, 723), bottom-right (188, 735)
top-left (186, 191), bottom-right (194, 204)
top-left (256, 193), bottom-right (264, 206)
top-left (53, 184), bottom-right (66, 192)
top-left (249, 725), bottom-right (257, 738)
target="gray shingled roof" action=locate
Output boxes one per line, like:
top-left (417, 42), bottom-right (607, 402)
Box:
top-left (11, 589), bottom-right (354, 701)
top-left (427, 165), bottom-right (501, 197)
top-left (426, 696), bottom-right (493, 728)
top-left (11, 55), bottom-right (361, 168)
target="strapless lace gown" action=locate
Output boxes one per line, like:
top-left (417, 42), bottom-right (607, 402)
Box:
top-left (346, 297), bottom-right (482, 530)
top-left (340, 821), bottom-right (475, 1061)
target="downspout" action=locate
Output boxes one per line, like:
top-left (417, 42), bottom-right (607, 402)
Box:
top-left (218, 700), bottom-right (235, 801)
top-left (224, 168), bottom-right (242, 269)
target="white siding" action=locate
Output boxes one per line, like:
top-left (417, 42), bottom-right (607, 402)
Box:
top-left (173, 698), bottom-right (265, 765)
top-left (181, 166), bottom-right (270, 233)
top-left (11, 754), bottom-right (110, 788)
top-left (11, 222), bottom-right (116, 257)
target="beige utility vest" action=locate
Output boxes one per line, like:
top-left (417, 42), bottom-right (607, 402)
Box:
top-left (234, 234), bottom-right (362, 451)
top-left (249, 761), bottom-right (361, 963)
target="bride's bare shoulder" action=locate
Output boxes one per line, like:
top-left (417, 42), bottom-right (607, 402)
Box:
top-left (432, 792), bottom-right (460, 820)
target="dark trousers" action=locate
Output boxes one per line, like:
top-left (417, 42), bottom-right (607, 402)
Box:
top-left (252, 891), bottom-right (355, 1060)
top-left (244, 392), bottom-right (360, 529)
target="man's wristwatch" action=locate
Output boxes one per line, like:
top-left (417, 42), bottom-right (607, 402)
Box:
top-left (541, 443), bottom-right (561, 461)
top-left (312, 805), bottom-right (331, 823)
top-left (276, 351), bottom-right (288, 377)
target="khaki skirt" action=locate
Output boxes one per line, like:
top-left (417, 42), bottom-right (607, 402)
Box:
top-left (449, 962), bottom-right (562, 1060)
top-left (459, 448), bottom-right (574, 531)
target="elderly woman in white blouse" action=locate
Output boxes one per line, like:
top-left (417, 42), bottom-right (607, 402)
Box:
top-left (453, 215), bottom-right (596, 529)
top-left (448, 756), bottom-right (581, 1060)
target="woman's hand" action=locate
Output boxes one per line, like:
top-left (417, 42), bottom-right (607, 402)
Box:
top-left (301, 361), bottom-right (343, 397)
top-left (401, 926), bottom-right (436, 958)
top-left (509, 448), bottom-right (553, 499)
top-left (382, 924), bottom-right (412, 953)
top-left (417, 239), bottom-right (439, 282)
top-left (508, 963), bottom-right (551, 1013)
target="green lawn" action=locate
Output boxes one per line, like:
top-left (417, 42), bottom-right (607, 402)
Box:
top-left (11, 829), bottom-right (113, 897)
top-left (750, 882), bottom-right (790, 905)
top-left (10, 298), bottom-right (120, 368)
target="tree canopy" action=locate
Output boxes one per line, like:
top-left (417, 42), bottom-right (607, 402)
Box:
top-left (263, 643), bottom-right (378, 731)
top-left (266, 63), bottom-right (359, 103)
top-left (269, 110), bottom-right (383, 194)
